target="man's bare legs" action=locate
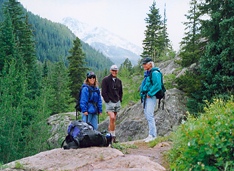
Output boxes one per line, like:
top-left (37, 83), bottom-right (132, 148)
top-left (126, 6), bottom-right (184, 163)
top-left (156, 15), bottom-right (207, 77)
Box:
top-left (108, 111), bottom-right (118, 143)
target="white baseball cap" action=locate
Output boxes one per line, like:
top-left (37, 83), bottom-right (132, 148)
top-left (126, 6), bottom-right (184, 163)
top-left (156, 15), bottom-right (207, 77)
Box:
top-left (110, 65), bottom-right (118, 71)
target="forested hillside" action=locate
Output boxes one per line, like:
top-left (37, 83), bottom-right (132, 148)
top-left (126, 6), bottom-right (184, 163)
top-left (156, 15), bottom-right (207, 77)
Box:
top-left (27, 13), bottom-right (113, 71)
top-left (0, 0), bottom-right (112, 164)
top-left (0, 0), bottom-right (113, 72)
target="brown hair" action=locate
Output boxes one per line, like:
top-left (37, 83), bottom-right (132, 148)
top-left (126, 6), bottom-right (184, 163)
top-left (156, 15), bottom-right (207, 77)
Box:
top-left (83, 77), bottom-right (99, 87)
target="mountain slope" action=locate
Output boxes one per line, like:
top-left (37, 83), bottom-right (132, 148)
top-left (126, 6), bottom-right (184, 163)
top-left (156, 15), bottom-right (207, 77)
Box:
top-left (0, 0), bottom-right (113, 72)
top-left (27, 13), bottom-right (113, 71)
top-left (62, 17), bottom-right (142, 66)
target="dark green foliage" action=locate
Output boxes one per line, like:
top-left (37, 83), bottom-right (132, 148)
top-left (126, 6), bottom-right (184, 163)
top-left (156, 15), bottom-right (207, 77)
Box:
top-left (179, 0), bottom-right (205, 67)
top-left (0, 60), bottom-right (51, 163)
top-left (0, 8), bottom-right (16, 71)
top-left (68, 37), bottom-right (88, 99)
top-left (175, 70), bottom-right (206, 114)
top-left (199, 0), bottom-right (234, 102)
top-left (142, 1), bottom-right (164, 60)
top-left (48, 61), bottom-right (72, 114)
top-left (0, 0), bottom-right (114, 165)
top-left (0, 0), bottom-right (6, 21)
top-left (175, 71), bottom-right (202, 96)
top-left (0, 1), bottom-right (52, 163)
top-left (168, 99), bottom-right (234, 170)
top-left (176, 0), bottom-right (234, 113)
top-left (26, 12), bottom-right (113, 73)
top-left (142, 1), bottom-right (172, 62)
top-left (119, 58), bottom-right (133, 76)
top-left (0, 61), bottom-right (27, 162)
top-left (82, 42), bottom-right (113, 72)
top-left (0, 0), bottom-right (114, 73)
top-left (162, 5), bottom-right (170, 51)
top-left (27, 13), bottom-right (75, 64)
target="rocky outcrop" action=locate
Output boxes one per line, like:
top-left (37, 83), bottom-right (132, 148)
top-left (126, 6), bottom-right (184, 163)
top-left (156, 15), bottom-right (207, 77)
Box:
top-left (2, 58), bottom-right (187, 170)
top-left (3, 147), bottom-right (166, 171)
top-left (46, 87), bottom-right (187, 147)
top-left (46, 58), bottom-right (188, 146)
top-left (99, 88), bottom-right (187, 142)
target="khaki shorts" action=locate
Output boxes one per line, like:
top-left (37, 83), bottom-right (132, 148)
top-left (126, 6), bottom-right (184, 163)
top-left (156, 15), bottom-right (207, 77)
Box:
top-left (105, 101), bottom-right (121, 113)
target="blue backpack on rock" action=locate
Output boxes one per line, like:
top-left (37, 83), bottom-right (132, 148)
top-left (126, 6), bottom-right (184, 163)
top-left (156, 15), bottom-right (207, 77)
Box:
top-left (61, 120), bottom-right (112, 149)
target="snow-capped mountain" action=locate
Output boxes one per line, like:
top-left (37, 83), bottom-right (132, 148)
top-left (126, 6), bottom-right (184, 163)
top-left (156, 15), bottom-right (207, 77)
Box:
top-left (61, 17), bottom-right (142, 66)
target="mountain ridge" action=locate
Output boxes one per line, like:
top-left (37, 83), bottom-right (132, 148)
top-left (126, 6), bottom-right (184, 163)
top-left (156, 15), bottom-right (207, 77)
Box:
top-left (61, 17), bottom-right (142, 66)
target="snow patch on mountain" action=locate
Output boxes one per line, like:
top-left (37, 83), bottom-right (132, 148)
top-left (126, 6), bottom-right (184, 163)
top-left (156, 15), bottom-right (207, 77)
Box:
top-left (61, 17), bottom-right (142, 65)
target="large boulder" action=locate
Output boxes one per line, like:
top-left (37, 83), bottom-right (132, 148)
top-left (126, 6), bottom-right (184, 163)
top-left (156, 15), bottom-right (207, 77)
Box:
top-left (47, 58), bottom-right (188, 146)
top-left (3, 147), bottom-right (166, 171)
top-left (98, 88), bottom-right (187, 142)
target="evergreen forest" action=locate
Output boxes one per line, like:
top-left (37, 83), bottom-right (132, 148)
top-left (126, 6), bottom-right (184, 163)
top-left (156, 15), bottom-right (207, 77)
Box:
top-left (0, 0), bottom-right (233, 170)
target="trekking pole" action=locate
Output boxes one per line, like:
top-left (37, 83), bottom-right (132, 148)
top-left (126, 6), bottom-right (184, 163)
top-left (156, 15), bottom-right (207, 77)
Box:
top-left (143, 94), bottom-right (147, 109)
top-left (76, 108), bottom-right (78, 120)
top-left (162, 95), bottom-right (165, 110)
top-left (86, 115), bottom-right (88, 123)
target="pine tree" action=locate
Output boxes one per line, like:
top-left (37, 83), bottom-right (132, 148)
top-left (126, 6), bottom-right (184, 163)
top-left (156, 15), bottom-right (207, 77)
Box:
top-left (68, 37), bottom-right (88, 99)
top-left (142, 1), bottom-right (164, 61)
top-left (49, 61), bottom-right (72, 114)
top-left (0, 0), bottom-right (52, 163)
top-left (199, 0), bottom-right (234, 101)
top-left (119, 58), bottom-right (133, 77)
top-left (0, 6), bottom-right (17, 71)
top-left (179, 0), bottom-right (204, 67)
top-left (4, 0), bottom-right (36, 71)
top-left (0, 60), bottom-right (28, 163)
top-left (162, 4), bottom-right (171, 52)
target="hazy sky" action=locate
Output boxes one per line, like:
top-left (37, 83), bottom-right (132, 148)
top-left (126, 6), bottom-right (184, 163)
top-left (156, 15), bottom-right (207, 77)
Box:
top-left (18, 0), bottom-right (190, 51)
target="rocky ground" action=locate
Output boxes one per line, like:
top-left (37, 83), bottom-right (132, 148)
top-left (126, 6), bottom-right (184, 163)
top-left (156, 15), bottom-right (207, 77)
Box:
top-left (3, 140), bottom-right (172, 171)
top-left (124, 140), bottom-right (172, 171)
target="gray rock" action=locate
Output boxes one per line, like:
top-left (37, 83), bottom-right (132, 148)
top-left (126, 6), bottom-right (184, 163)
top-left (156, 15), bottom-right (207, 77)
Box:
top-left (98, 88), bottom-right (187, 142)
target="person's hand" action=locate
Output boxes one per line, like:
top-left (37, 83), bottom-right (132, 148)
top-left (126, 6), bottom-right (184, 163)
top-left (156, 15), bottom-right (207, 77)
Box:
top-left (147, 94), bottom-right (150, 98)
top-left (84, 112), bottom-right (88, 115)
top-left (99, 113), bottom-right (102, 115)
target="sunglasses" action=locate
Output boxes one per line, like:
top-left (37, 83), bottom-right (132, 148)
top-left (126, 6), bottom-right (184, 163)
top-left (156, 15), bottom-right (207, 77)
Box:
top-left (88, 75), bottom-right (96, 79)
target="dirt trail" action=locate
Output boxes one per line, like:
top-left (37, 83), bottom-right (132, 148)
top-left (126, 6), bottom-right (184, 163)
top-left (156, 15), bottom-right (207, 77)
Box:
top-left (123, 140), bottom-right (172, 171)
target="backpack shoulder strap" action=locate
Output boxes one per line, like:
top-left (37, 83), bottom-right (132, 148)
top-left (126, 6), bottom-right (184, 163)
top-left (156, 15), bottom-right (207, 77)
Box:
top-left (150, 68), bottom-right (161, 84)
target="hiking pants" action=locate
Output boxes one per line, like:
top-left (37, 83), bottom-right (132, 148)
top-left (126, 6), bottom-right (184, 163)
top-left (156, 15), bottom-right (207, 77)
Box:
top-left (143, 96), bottom-right (157, 138)
top-left (82, 113), bottom-right (98, 130)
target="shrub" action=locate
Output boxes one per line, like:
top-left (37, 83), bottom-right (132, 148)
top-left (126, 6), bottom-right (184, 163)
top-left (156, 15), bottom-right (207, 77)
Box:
top-left (168, 98), bottom-right (234, 171)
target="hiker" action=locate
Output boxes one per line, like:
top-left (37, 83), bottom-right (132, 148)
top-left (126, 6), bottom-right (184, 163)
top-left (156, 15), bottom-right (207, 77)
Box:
top-left (140, 57), bottom-right (162, 142)
top-left (101, 64), bottom-right (123, 143)
top-left (80, 71), bottom-right (102, 130)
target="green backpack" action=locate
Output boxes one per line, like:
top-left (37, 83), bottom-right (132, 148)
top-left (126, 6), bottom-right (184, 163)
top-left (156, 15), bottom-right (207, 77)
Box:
top-left (149, 68), bottom-right (166, 109)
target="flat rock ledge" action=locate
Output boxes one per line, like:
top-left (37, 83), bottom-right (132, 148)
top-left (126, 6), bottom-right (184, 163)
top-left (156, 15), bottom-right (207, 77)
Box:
top-left (3, 147), bottom-right (166, 171)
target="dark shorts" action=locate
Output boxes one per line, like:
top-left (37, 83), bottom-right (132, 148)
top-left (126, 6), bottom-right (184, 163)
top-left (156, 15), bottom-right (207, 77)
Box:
top-left (105, 101), bottom-right (121, 113)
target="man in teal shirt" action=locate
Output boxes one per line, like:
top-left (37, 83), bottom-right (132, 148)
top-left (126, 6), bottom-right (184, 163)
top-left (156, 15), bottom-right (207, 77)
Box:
top-left (140, 57), bottom-right (162, 142)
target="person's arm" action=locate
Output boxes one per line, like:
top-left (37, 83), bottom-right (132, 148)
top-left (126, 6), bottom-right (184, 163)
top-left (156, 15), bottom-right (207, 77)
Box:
top-left (119, 80), bottom-right (123, 102)
top-left (101, 78), bottom-right (110, 103)
top-left (80, 87), bottom-right (89, 113)
top-left (147, 71), bottom-right (162, 97)
top-left (97, 89), bottom-right (102, 114)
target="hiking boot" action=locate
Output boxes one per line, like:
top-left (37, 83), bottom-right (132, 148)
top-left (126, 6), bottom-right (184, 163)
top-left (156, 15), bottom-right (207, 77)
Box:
top-left (144, 135), bottom-right (156, 142)
top-left (112, 136), bottom-right (118, 143)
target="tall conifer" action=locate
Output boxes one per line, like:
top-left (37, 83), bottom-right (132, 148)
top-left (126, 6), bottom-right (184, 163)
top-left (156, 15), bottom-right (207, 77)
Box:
top-left (199, 0), bottom-right (234, 100)
top-left (49, 61), bottom-right (72, 114)
top-left (142, 1), bottom-right (164, 61)
top-left (179, 0), bottom-right (204, 67)
top-left (68, 37), bottom-right (88, 99)
top-left (0, 8), bottom-right (16, 71)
